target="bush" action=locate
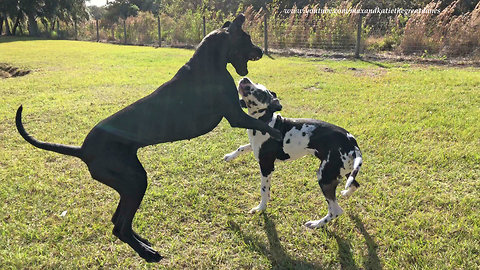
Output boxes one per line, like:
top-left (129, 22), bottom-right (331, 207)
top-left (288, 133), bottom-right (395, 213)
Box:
top-left (400, 0), bottom-right (480, 57)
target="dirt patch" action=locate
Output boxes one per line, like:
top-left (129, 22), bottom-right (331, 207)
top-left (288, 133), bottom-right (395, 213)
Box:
top-left (0, 63), bottom-right (31, 79)
top-left (348, 67), bottom-right (387, 78)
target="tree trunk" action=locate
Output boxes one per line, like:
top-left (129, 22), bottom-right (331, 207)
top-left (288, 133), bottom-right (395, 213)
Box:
top-left (0, 17), bottom-right (3, 35)
top-left (123, 19), bottom-right (126, 44)
top-left (4, 13), bottom-right (12, 35)
top-left (12, 13), bottom-right (21, 35)
top-left (27, 13), bottom-right (39, 36)
top-left (111, 26), bottom-right (115, 40)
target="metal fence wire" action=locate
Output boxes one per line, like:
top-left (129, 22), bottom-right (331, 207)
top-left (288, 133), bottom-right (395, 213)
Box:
top-left (59, 6), bottom-right (480, 58)
top-left (63, 11), bottom-right (364, 55)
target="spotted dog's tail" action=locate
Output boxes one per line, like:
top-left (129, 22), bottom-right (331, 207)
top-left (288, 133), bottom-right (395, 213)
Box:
top-left (342, 148), bottom-right (362, 197)
top-left (16, 105), bottom-right (84, 159)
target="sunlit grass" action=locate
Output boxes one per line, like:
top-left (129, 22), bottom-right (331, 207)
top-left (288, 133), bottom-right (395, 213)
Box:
top-left (1, 38), bottom-right (479, 269)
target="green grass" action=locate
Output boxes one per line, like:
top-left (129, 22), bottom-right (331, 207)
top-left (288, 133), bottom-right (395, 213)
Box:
top-left (1, 38), bottom-right (479, 269)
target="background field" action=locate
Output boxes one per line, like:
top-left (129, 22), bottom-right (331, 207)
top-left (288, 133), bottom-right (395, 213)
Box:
top-left (0, 39), bottom-right (479, 269)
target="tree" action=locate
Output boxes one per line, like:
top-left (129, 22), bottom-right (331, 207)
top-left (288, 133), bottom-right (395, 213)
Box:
top-left (105, 0), bottom-right (139, 44)
top-left (0, 0), bottom-right (88, 36)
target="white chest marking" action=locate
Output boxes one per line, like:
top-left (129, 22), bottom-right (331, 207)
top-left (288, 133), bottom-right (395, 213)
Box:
top-left (248, 115), bottom-right (277, 161)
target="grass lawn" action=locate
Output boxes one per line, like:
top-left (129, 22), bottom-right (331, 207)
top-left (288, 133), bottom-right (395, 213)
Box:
top-left (0, 38), bottom-right (479, 269)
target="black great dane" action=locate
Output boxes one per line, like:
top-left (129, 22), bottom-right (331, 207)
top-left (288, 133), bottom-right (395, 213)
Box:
top-left (15, 14), bottom-right (281, 262)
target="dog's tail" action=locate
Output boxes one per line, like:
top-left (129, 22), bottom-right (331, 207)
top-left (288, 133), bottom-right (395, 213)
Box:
top-left (16, 105), bottom-right (83, 159)
top-left (342, 147), bottom-right (362, 196)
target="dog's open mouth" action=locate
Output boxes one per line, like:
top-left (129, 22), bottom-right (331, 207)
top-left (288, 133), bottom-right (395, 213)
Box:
top-left (248, 54), bottom-right (261, 61)
top-left (248, 48), bottom-right (263, 62)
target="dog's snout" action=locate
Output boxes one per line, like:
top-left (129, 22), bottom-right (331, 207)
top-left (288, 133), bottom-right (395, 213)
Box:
top-left (241, 77), bottom-right (250, 84)
top-left (256, 47), bottom-right (263, 58)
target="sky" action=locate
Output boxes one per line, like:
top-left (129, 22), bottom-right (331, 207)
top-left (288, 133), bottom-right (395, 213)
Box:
top-left (86, 0), bottom-right (108, 7)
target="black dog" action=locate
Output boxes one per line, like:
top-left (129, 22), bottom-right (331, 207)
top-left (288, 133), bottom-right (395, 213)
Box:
top-left (224, 78), bottom-right (362, 228)
top-left (15, 15), bottom-right (281, 262)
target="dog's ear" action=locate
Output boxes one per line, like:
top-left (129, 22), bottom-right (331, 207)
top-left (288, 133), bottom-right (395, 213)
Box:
top-left (222, 21), bottom-right (231, 28)
top-left (229, 14), bottom-right (245, 32)
top-left (239, 99), bottom-right (247, 108)
top-left (271, 91), bottom-right (277, 98)
top-left (267, 99), bottom-right (282, 112)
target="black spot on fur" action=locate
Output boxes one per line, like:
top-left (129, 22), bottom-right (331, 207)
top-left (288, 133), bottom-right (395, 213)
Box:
top-left (262, 186), bottom-right (266, 192)
top-left (351, 180), bottom-right (360, 188)
top-left (286, 139), bottom-right (290, 144)
top-left (302, 132), bottom-right (306, 136)
top-left (253, 130), bottom-right (256, 136)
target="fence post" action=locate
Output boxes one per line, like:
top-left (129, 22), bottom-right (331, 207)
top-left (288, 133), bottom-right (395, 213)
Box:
top-left (263, 13), bottom-right (268, 55)
top-left (96, 19), bottom-right (99, 42)
top-left (123, 19), bottom-right (127, 44)
top-left (74, 19), bottom-right (77, 40)
top-left (157, 14), bottom-right (161, 47)
top-left (203, 15), bottom-right (206, 37)
top-left (355, 13), bottom-right (362, 58)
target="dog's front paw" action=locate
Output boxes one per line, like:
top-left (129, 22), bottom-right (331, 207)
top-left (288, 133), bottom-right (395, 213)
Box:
top-left (249, 204), bottom-right (266, 214)
top-left (223, 153), bottom-right (236, 162)
top-left (341, 186), bottom-right (357, 197)
top-left (304, 219), bottom-right (326, 229)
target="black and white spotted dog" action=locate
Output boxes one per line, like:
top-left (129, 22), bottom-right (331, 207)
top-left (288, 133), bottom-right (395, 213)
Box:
top-left (224, 77), bottom-right (363, 228)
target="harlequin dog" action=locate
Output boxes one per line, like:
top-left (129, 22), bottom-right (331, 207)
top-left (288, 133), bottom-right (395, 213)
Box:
top-left (224, 77), bottom-right (363, 228)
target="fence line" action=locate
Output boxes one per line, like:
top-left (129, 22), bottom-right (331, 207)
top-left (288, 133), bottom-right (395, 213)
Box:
top-left (55, 11), bottom-right (365, 56)
top-left (34, 9), bottom-right (478, 58)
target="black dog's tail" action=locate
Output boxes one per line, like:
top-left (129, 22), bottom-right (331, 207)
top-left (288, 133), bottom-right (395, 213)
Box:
top-left (16, 105), bottom-right (83, 159)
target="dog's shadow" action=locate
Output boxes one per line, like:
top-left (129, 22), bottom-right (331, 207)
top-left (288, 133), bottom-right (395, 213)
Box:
top-left (227, 213), bottom-right (321, 269)
top-left (227, 213), bottom-right (381, 270)
top-left (331, 214), bottom-right (382, 270)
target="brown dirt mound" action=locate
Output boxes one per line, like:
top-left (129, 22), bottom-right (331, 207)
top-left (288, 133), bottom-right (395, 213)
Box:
top-left (0, 63), bottom-right (31, 79)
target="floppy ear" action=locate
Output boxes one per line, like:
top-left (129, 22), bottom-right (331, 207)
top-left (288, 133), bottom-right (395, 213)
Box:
top-left (271, 91), bottom-right (277, 98)
top-left (267, 99), bottom-right (282, 112)
top-left (239, 99), bottom-right (247, 108)
top-left (222, 21), bottom-right (231, 28)
top-left (229, 14), bottom-right (245, 32)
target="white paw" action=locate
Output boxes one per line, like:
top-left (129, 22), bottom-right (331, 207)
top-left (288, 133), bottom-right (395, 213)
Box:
top-left (249, 204), bottom-right (266, 214)
top-left (223, 154), bottom-right (235, 162)
top-left (341, 186), bottom-right (356, 197)
top-left (304, 219), bottom-right (326, 229)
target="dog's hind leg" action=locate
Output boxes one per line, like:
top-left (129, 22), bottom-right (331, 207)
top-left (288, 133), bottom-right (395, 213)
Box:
top-left (87, 153), bottom-right (161, 262)
top-left (111, 198), bottom-right (152, 247)
top-left (111, 156), bottom-right (162, 262)
top-left (305, 152), bottom-right (343, 229)
top-left (341, 148), bottom-right (362, 197)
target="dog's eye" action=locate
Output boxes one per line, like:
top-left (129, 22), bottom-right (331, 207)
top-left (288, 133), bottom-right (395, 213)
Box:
top-left (245, 86), bottom-right (251, 91)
